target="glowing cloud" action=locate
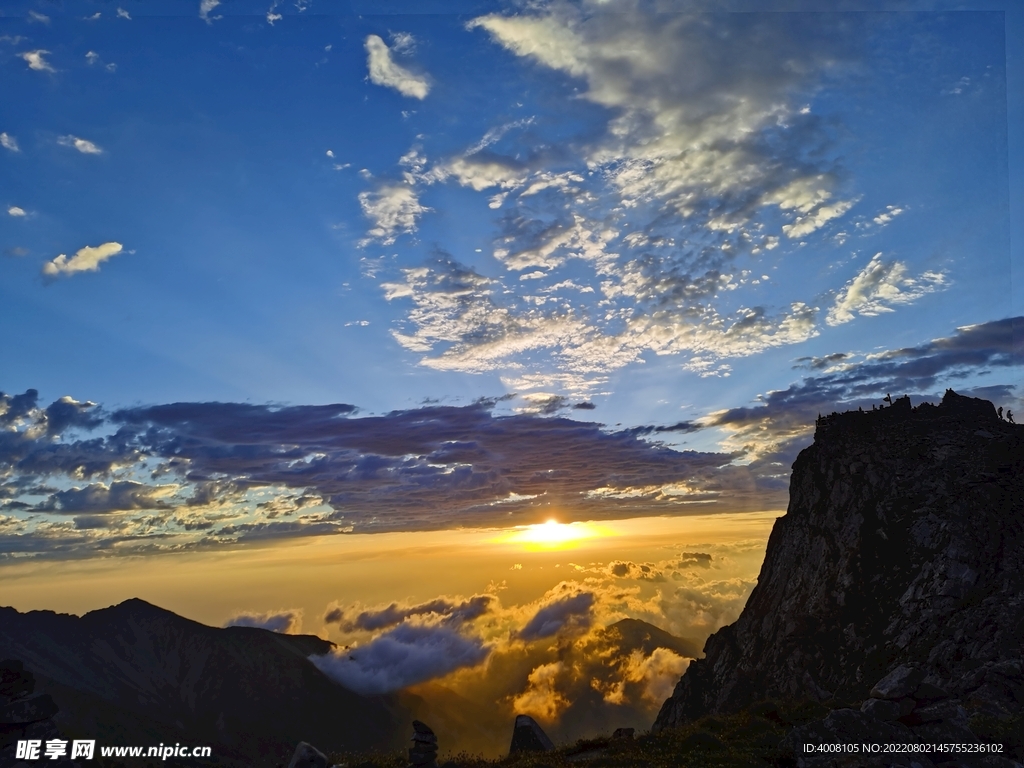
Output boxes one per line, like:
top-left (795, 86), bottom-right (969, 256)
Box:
top-left (42, 242), bottom-right (125, 279)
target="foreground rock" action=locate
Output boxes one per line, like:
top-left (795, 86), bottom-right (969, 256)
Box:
top-left (509, 714), bottom-right (554, 754)
top-left (288, 741), bottom-right (328, 768)
top-left (654, 391), bottom-right (1023, 759)
top-left (0, 660), bottom-right (66, 768)
top-left (408, 720), bottom-right (438, 768)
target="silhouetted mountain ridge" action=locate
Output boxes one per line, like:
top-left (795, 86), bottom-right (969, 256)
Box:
top-left (0, 598), bottom-right (406, 767)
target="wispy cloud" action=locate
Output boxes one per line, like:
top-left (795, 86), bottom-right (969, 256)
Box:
top-left (358, 183), bottom-right (429, 245)
top-left (199, 0), bottom-right (221, 24)
top-left (116, 7), bottom-right (131, 20)
top-left (0, 133), bottom-right (19, 152)
top-left (42, 242), bottom-right (124, 279)
top-left (85, 51), bottom-right (117, 72)
top-left (364, 34), bottom-right (430, 99)
top-left (827, 253), bottom-right (947, 326)
top-left (366, 7), bottom-right (881, 393)
top-left (21, 50), bottom-right (55, 72)
top-left (57, 135), bottom-right (103, 155)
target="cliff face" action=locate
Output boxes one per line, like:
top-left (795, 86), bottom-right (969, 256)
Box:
top-left (655, 390), bottom-right (1024, 731)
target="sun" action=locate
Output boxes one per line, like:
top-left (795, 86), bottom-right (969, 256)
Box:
top-left (493, 519), bottom-right (608, 550)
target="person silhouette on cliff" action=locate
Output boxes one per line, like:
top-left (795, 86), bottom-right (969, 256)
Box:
top-left (1008, 410), bottom-right (1015, 424)
top-left (884, 393), bottom-right (893, 407)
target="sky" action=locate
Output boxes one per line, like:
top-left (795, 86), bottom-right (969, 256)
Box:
top-left (1, 0), bottom-right (1023, 749)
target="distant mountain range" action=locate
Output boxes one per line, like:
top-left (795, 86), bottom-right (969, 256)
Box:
top-left (0, 597), bottom-right (699, 764)
top-left (0, 598), bottom-right (406, 767)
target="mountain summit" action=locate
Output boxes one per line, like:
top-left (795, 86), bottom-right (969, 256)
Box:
top-left (655, 390), bottom-right (1024, 731)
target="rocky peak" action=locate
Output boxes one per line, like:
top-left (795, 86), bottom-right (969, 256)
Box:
top-left (654, 391), bottom-right (1023, 731)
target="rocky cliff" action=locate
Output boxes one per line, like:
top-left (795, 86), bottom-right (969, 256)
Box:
top-left (654, 390), bottom-right (1024, 732)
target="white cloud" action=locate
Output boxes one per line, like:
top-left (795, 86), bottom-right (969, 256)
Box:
top-left (21, 50), bottom-right (55, 72)
top-left (468, 7), bottom-right (858, 233)
top-left (826, 253), bottom-right (947, 326)
top-left (199, 0), bottom-right (221, 23)
top-left (872, 205), bottom-right (905, 226)
top-left (28, 11), bottom-right (50, 24)
top-left (370, 8), bottom-right (884, 394)
top-left (57, 135), bottom-right (103, 155)
top-left (358, 183), bottom-right (429, 245)
top-left (117, 7), bottom-right (132, 19)
top-left (782, 198), bottom-right (857, 239)
top-left (42, 242), bottom-right (125, 279)
top-left (85, 51), bottom-right (116, 72)
top-left (7, 206), bottom-right (26, 217)
top-left (445, 156), bottom-right (526, 192)
top-left (0, 133), bottom-right (19, 152)
top-left (364, 34), bottom-right (430, 99)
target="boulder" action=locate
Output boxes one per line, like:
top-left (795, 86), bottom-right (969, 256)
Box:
top-left (509, 715), bottom-right (554, 754)
top-left (611, 727), bottom-right (635, 740)
top-left (408, 720), bottom-right (438, 768)
top-left (860, 697), bottom-right (901, 721)
top-left (0, 694), bottom-right (58, 725)
top-left (872, 666), bottom-right (925, 701)
top-left (287, 741), bottom-right (328, 768)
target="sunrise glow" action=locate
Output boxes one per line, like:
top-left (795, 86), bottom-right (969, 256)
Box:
top-left (493, 520), bottom-right (610, 550)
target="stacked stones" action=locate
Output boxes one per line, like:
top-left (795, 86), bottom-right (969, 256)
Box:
top-left (0, 660), bottom-right (60, 768)
top-left (408, 720), bottom-right (438, 768)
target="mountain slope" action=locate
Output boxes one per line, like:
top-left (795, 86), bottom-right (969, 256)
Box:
top-left (0, 598), bottom-right (407, 766)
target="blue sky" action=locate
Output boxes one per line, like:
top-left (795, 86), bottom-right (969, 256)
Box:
top-left (1, 0), bottom-right (1022, 558)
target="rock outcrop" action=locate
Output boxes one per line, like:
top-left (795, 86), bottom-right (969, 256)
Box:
top-left (655, 391), bottom-right (1024, 732)
top-left (287, 741), bottom-right (329, 768)
top-left (509, 715), bottom-right (554, 754)
top-left (0, 660), bottom-right (67, 768)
